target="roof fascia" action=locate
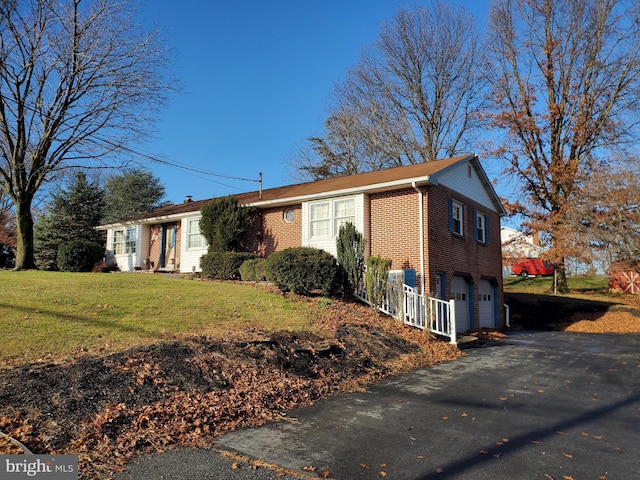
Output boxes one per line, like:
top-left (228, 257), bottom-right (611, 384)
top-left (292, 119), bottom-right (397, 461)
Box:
top-left (243, 175), bottom-right (435, 207)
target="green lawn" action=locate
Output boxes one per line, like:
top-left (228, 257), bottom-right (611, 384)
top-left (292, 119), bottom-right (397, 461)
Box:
top-left (0, 271), bottom-right (320, 362)
top-left (504, 274), bottom-right (609, 295)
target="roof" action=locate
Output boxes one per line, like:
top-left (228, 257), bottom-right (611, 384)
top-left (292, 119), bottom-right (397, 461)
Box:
top-left (99, 154), bottom-right (505, 227)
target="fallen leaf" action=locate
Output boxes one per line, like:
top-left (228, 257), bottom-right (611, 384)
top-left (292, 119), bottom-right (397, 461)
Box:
top-left (479, 449), bottom-right (489, 455)
top-left (231, 462), bottom-right (240, 470)
top-left (538, 389), bottom-right (545, 393)
top-left (435, 467), bottom-right (443, 473)
top-left (581, 432), bottom-right (589, 437)
top-left (461, 412), bottom-right (468, 417)
top-left (380, 464), bottom-right (387, 467)
top-left (417, 455), bottom-right (425, 459)
top-left (556, 431), bottom-right (567, 435)
top-left (561, 451), bottom-right (573, 459)
top-left (303, 465), bottom-right (317, 471)
top-left (500, 397), bottom-right (508, 401)
top-left (442, 416), bottom-right (448, 420)
top-left (380, 472), bottom-right (387, 477)
top-left (592, 435), bottom-right (603, 440)
top-left (562, 476), bottom-right (575, 480)
top-left (359, 464), bottom-right (369, 469)
top-left (320, 470), bottom-right (331, 478)
top-left (531, 440), bottom-right (542, 444)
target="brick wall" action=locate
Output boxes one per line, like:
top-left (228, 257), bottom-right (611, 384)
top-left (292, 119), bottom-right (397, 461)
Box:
top-left (425, 184), bottom-right (504, 328)
top-left (251, 206), bottom-right (302, 257)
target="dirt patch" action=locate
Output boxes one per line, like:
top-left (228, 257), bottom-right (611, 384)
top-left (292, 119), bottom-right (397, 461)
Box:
top-left (0, 293), bottom-right (460, 479)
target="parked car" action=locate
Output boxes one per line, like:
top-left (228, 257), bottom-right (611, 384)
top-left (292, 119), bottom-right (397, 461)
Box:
top-left (511, 259), bottom-right (554, 277)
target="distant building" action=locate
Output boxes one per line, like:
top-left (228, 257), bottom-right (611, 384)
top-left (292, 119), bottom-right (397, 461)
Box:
top-left (501, 226), bottom-right (543, 276)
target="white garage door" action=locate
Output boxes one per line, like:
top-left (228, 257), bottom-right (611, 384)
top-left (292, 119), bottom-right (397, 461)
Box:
top-left (451, 276), bottom-right (470, 332)
top-left (479, 279), bottom-right (495, 329)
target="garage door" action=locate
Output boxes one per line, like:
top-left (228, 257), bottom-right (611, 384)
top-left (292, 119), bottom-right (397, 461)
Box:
top-left (451, 276), bottom-right (470, 332)
top-left (479, 279), bottom-right (495, 329)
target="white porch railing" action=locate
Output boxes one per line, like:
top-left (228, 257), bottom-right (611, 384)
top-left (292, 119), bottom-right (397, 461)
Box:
top-left (357, 282), bottom-right (457, 345)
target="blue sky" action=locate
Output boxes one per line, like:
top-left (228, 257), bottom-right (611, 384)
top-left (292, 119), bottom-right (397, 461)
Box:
top-left (137, 1), bottom-right (493, 204)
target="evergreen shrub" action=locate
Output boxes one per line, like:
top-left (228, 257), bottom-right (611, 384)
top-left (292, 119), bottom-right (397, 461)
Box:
top-left (266, 247), bottom-right (339, 296)
top-left (239, 258), bottom-right (270, 282)
top-left (57, 240), bottom-right (104, 272)
top-left (200, 251), bottom-right (257, 280)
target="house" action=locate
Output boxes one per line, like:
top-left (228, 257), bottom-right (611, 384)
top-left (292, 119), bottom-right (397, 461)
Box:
top-left (98, 154), bottom-right (507, 330)
top-left (500, 226), bottom-right (544, 276)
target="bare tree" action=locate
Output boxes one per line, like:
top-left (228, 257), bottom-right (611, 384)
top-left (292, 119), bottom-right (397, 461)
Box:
top-left (292, 2), bottom-right (487, 179)
top-left (486, 0), bottom-right (640, 291)
top-left (0, 0), bottom-right (172, 269)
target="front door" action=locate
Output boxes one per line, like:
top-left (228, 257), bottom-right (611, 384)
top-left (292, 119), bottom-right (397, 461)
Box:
top-left (159, 224), bottom-right (177, 269)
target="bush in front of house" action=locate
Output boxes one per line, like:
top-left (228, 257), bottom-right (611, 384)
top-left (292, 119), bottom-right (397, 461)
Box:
top-left (266, 247), bottom-right (340, 296)
top-left (239, 258), bottom-right (270, 282)
top-left (200, 251), bottom-right (258, 280)
top-left (336, 222), bottom-right (365, 298)
top-left (57, 240), bottom-right (104, 272)
top-left (365, 255), bottom-right (392, 311)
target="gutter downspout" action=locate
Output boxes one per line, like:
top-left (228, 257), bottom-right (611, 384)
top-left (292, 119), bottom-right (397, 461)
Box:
top-left (412, 182), bottom-right (426, 296)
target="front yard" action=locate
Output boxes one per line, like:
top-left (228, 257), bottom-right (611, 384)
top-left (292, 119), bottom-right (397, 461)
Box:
top-left (0, 271), bottom-right (460, 479)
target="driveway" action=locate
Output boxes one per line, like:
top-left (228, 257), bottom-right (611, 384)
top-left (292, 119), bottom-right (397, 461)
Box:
top-left (115, 331), bottom-right (640, 479)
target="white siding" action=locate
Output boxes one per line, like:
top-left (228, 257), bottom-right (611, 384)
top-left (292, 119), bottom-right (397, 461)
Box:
top-left (179, 214), bottom-right (208, 273)
top-left (302, 194), bottom-right (365, 257)
top-left (439, 163), bottom-right (495, 211)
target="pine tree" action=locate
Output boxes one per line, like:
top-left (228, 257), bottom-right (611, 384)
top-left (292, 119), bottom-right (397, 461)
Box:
top-left (34, 173), bottom-right (105, 270)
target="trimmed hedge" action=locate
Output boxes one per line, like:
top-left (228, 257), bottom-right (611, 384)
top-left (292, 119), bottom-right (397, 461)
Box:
top-left (57, 240), bottom-right (104, 273)
top-left (266, 247), bottom-right (340, 296)
top-left (239, 258), bottom-right (270, 282)
top-left (200, 251), bottom-right (258, 280)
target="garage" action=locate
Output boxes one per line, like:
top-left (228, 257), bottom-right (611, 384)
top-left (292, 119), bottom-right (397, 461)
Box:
top-left (451, 275), bottom-right (470, 332)
top-left (479, 279), bottom-right (495, 329)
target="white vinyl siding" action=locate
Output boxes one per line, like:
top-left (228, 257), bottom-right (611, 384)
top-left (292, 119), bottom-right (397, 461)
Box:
top-left (180, 216), bottom-right (209, 273)
top-left (439, 161), bottom-right (496, 211)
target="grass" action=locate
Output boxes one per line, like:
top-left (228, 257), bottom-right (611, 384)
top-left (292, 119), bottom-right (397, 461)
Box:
top-left (504, 274), bottom-right (610, 296)
top-left (0, 271), bottom-right (322, 363)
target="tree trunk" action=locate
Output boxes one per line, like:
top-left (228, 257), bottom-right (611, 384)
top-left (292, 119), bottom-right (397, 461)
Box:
top-left (14, 196), bottom-right (36, 270)
top-left (554, 259), bottom-right (569, 293)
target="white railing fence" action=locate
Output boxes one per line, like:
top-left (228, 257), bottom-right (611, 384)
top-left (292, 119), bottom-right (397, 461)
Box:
top-left (356, 280), bottom-right (457, 345)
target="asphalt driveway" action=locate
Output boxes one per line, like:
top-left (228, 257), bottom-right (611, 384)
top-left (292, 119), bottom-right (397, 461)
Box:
top-left (115, 331), bottom-right (640, 479)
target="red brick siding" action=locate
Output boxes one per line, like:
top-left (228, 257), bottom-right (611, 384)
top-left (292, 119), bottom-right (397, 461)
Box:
top-left (369, 188), bottom-right (422, 272)
top-left (425, 185), bottom-right (504, 328)
top-left (249, 206), bottom-right (302, 257)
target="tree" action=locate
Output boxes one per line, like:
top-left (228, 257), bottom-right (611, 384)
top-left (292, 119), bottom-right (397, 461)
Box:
top-left (559, 163), bottom-right (640, 272)
top-left (199, 196), bottom-right (256, 253)
top-left (293, 2), bottom-right (487, 179)
top-left (0, 192), bottom-right (16, 268)
top-left (336, 222), bottom-right (365, 298)
top-left (0, 0), bottom-right (171, 269)
top-left (102, 168), bottom-right (166, 223)
top-left (34, 172), bottom-right (104, 270)
top-left (486, 0), bottom-right (640, 291)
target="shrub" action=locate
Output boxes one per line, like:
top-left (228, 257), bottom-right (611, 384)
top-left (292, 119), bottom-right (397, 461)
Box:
top-left (200, 251), bottom-right (257, 280)
top-left (92, 261), bottom-right (119, 273)
top-left (336, 222), bottom-right (365, 298)
top-left (57, 240), bottom-right (104, 273)
top-left (239, 258), bottom-right (270, 282)
top-left (365, 256), bottom-right (392, 311)
top-left (266, 247), bottom-right (340, 296)
top-left (199, 195), bottom-right (257, 252)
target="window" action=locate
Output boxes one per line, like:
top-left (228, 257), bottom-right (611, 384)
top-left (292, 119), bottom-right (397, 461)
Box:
top-left (333, 198), bottom-right (355, 233)
top-left (449, 199), bottom-right (463, 236)
top-left (310, 202), bottom-right (331, 238)
top-left (474, 211), bottom-right (489, 244)
top-left (187, 219), bottom-right (206, 249)
top-left (113, 227), bottom-right (136, 255)
top-left (309, 198), bottom-right (356, 239)
top-left (284, 208), bottom-right (295, 223)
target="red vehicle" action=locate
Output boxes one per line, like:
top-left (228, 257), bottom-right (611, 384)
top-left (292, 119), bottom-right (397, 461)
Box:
top-left (511, 259), bottom-right (555, 277)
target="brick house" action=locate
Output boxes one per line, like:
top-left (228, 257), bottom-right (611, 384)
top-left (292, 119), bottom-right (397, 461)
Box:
top-left (99, 154), bottom-right (506, 330)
